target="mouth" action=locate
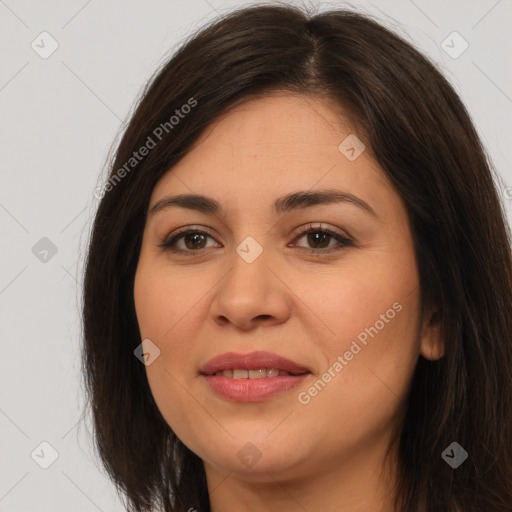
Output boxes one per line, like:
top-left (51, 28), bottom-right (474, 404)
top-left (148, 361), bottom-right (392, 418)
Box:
top-left (199, 350), bottom-right (311, 376)
top-left (199, 351), bottom-right (312, 402)
top-left (209, 368), bottom-right (307, 378)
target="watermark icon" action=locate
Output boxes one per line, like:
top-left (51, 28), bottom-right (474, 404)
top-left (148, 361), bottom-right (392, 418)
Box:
top-left (236, 442), bottom-right (263, 468)
top-left (236, 236), bottom-right (263, 263)
top-left (134, 338), bottom-right (161, 366)
top-left (338, 133), bottom-right (365, 161)
top-left (441, 31), bottom-right (469, 59)
top-left (298, 301), bottom-right (403, 404)
top-left (31, 441), bottom-right (59, 469)
top-left (441, 442), bottom-right (468, 469)
top-left (31, 31), bottom-right (59, 59)
top-left (504, 186), bottom-right (512, 200)
top-left (94, 97), bottom-right (198, 200)
top-left (32, 237), bottom-right (58, 263)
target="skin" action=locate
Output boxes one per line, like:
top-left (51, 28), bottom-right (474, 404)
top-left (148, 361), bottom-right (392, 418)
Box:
top-left (133, 92), bottom-right (444, 512)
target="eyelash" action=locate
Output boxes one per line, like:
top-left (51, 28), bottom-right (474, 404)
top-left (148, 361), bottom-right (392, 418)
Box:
top-left (158, 223), bottom-right (353, 257)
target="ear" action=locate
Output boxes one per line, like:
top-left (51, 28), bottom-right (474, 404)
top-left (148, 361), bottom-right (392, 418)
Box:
top-left (419, 308), bottom-right (445, 360)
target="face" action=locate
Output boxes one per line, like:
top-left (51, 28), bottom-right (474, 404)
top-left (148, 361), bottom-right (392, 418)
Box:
top-left (133, 92), bottom-right (443, 485)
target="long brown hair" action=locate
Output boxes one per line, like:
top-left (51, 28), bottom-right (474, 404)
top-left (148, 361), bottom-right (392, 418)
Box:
top-left (81, 3), bottom-right (512, 511)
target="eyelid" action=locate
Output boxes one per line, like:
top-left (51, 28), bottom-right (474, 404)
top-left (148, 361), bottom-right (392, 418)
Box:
top-left (158, 224), bottom-right (218, 247)
top-left (293, 222), bottom-right (352, 241)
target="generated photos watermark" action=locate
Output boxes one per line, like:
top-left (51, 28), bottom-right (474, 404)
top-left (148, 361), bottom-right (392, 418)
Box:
top-left (94, 97), bottom-right (197, 200)
top-left (298, 301), bottom-right (403, 404)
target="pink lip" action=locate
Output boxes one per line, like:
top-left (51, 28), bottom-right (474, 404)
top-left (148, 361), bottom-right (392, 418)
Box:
top-left (202, 374), bottom-right (309, 402)
top-left (199, 351), bottom-right (311, 375)
top-left (199, 351), bottom-right (311, 402)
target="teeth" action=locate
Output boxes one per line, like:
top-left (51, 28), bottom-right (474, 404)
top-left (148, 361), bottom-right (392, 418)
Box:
top-left (214, 368), bottom-right (286, 378)
top-left (249, 369), bottom-right (266, 379)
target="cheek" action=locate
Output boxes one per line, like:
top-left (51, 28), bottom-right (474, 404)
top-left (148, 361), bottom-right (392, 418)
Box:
top-left (133, 260), bottom-right (209, 438)
top-left (293, 255), bottom-right (420, 354)
top-left (296, 293), bottom-right (420, 459)
top-left (295, 249), bottom-right (421, 423)
top-left (134, 259), bottom-right (200, 349)
top-left (301, 271), bottom-right (421, 425)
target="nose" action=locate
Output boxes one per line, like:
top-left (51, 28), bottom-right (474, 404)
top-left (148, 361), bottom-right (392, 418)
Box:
top-left (209, 245), bottom-right (292, 331)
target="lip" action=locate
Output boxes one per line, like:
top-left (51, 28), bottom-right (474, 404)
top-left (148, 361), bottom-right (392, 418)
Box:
top-left (199, 351), bottom-right (311, 375)
top-left (199, 351), bottom-right (312, 402)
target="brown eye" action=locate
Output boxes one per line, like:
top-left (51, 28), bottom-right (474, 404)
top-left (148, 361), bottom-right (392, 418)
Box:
top-left (181, 232), bottom-right (208, 250)
top-left (159, 227), bottom-right (219, 254)
top-left (304, 231), bottom-right (332, 249)
top-left (292, 224), bottom-right (353, 254)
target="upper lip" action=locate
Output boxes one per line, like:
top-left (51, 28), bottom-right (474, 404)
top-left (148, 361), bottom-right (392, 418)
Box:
top-left (199, 351), bottom-right (311, 375)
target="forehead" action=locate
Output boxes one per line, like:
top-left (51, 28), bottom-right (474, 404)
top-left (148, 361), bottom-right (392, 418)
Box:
top-left (149, 92), bottom-right (396, 219)
top-left (188, 92), bottom-right (364, 161)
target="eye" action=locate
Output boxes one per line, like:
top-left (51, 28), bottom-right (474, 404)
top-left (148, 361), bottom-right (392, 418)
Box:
top-left (290, 223), bottom-right (353, 255)
top-left (158, 223), bottom-right (353, 256)
top-left (158, 226), bottom-right (219, 255)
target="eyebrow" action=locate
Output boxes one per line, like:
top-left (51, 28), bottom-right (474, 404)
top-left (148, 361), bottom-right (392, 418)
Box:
top-left (149, 189), bottom-right (378, 218)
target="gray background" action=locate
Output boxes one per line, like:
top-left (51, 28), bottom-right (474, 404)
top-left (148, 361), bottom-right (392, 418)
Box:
top-left (0, 0), bottom-right (511, 510)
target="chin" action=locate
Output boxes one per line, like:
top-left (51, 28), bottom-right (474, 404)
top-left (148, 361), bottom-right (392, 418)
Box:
top-left (194, 437), bottom-right (308, 479)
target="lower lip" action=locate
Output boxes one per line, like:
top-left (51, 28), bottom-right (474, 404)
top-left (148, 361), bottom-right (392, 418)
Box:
top-left (201, 374), bottom-right (310, 402)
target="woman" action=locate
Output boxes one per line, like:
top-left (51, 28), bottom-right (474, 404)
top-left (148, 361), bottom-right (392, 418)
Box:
top-left (81, 3), bottom-right (512, 511)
